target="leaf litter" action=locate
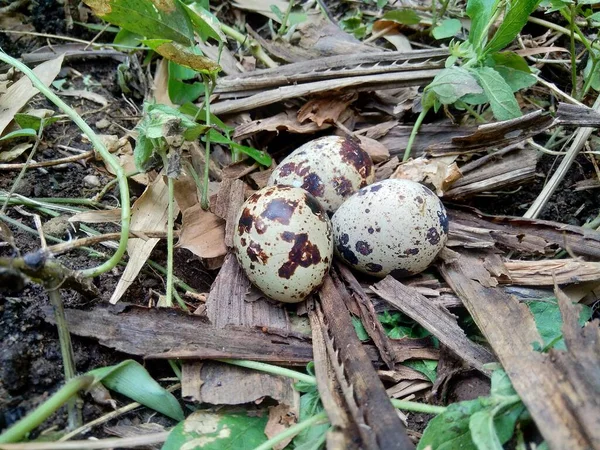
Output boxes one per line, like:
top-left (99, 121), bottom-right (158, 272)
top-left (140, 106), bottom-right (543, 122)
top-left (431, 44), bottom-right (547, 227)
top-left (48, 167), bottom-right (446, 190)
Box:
top-left (1, 0), bottom-right (600, 449)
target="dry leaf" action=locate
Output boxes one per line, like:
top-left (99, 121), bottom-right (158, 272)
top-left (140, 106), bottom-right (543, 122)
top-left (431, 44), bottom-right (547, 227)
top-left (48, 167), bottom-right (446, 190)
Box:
top-left (69, 208), bottom-right (121, 224)
top-left (110, 176), bottom-right (177, 304)
top-left (0, 143), bottom-right (32, 162)
top-left (231, 0), bottom-right (289, 23)
top-left (297, 93), bottom-right (357, 127)
top-left (391, 156), bottom-right (462, 195)
top-left (177, 204), bottom-right (227, 259)
top-left (356, 135), bottom-right (390, 163)
top-left (99, 135), bottom-right (149, 185)
top-left (234, 111), bottom-right (331, 140)
top-left (152, 59), bottom-right (174, 106)
top-left (265, 404), bottom-right (298, 450)
top-left (0, 54), bottom-right (64, 136)
top-left (58, 89), bottom-right (108, 107)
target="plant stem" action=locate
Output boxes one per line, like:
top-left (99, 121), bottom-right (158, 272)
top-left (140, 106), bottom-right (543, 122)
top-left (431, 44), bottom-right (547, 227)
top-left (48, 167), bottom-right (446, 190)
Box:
top-left (217, 359), bottom-right (318, 385)
top-left (438, 0), bottom-right (452, 19)
top-left (220, 24), bottom-right (278, 69)
top-left (529, 16), bottom-right (600, 53)
top-left (0, 52), bottom-right (131, 280)
top-left (0, 376), bottom-right (95, 443)
top-left (165, 175), bottom-right (175, 307)
top-left (431, 0), bottom-right (438, 30)
top-left (47, 286), bottom-right (81, 430)
top-left (568, 4), bottom-right (578, 98)
top-left (403, 107), bottom-right (429, 162)
top-left (201, 77), bottom-right (213, 211)
top-left (390, 399), bottom-right (447, 415)
top-left (253, 412), bottom-right (329, 450)
top-left (279, 0), bottom-right (295, 35)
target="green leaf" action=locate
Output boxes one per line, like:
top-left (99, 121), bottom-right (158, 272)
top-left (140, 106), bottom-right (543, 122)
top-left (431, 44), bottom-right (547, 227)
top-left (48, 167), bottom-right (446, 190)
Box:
top-left (470, 66), bottom-right (521, 120)
top-left (293, 390), bottom-right (330, 448)
top-left (583, 54), bottom-right (600, 92)
top-left (469, 410), bottom-right (504, 450)
top-left (162, 410), bottom-right (268, 450)
top-left (134, 133), bottom-right (155, 171)
top-left (404, 359), bottom-right (438, 383)
top-left (168, 61), bottom-right (205, 104)
top-left (526, 298), bottom-right (592, 350)
top-left (491, 52), bottom-right (531, 72)
top-left (484, 0), bottom-right (542, 55)
top-left (82, 0), bottom-right (194, 45)
top-left (432, 18), bottom-right (462, 39)
top-left (490, 370), bottom-right (516, 397)
top-left (352, 316), bottom-right (370, 341)
top-left (183, 3), bottom-right (226, 42)
top-left (0, 128), bottom-right (37, 141)
top-left (417, 399), bottom-right (485, 450)
top-left (88, 360), bottom-right (184, 421)
top-left (494, 66), bottom-right (536, 92)
top-left (14, 112), bottom-right (59, 131)
top-left (427, 67), bottom-right (483, 105)
top-left (207, 130), bottom-right (272, 166)
top-left (466, 0), bottom-right (499, 45)
top-left (382, 9), bottom-right (421, 25)
top-left (144, 39), bottom-right (220, 74)
top-left (493, 403), bottom-right (525, 444)
top-left (113, 28), bottom-right (143, 47)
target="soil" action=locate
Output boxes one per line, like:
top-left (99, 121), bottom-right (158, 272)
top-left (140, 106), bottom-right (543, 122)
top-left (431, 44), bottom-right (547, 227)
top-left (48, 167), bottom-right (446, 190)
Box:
top-left (1, 0), bottom-right (599, 444)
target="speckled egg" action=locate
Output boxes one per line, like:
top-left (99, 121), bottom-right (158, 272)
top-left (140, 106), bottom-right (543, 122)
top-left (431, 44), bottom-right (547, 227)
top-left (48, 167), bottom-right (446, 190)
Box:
top-left (233, 185), bottom-right (334, 303)
top-left (268, 136), bottom-right (375, 214)
top-left (332, 179), bottom-right (449, 277)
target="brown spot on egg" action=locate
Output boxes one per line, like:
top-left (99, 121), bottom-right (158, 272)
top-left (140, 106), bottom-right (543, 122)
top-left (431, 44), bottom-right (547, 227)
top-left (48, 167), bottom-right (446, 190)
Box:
top-left (281, 231), bottom-right (295, 242)
top-left (365, 263), bottom-right (383, 273)
top-left (303, 193), bottom-right (326, 219)
top-left (240, 238), bottom-right (247, 246)
top-left (332, 176), bottom-right (353, 197)
top-left (261, 198), bottom-right (298, 225)
top-left (339, 138), bottom-right (373, 179)
top-left (247, 242), bottom-right (269, 264)
top-left (278, 233), bottom-right (322, 279)
top-left (238, 208), bottom-right (254, 235)
top-left (404, 248), bottom-right (419, 256)
top-left (355, 241), bottom-right (373, 255)
top-left (426, 227), bottom-right (440, 245)
top-left (278, 162), bottom-right (296, 177)
top-left (301, 173), bottom-right (324, 197)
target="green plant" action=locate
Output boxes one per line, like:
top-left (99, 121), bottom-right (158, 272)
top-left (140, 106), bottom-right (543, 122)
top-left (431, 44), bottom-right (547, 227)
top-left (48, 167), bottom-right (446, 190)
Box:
top-left (403, 0), bottom-right (541, 161)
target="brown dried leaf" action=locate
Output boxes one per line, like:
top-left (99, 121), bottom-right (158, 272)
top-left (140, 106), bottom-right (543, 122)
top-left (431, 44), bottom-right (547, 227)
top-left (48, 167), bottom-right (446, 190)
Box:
top-left (58, 89), bottom-right (108, 107)
top-left (391, 156), bottom-right (462, 195)
top-left (355, 135), bottom-right (390, 163)
top-left (109, 176), bottom-right (177, 304)
top-left (265, 404), bottom-right (298, 450)
top-left (234, 111), bottom-right (331, 141)
top-left (0, 143), bottom-right (32, 162)
top-left (0, 55), bottom-right (64, 136)
top-left (68, 208), bottom-right (121, 224)
top-left (178, 204), bottom-right (226, 259)
top-left (297, 93), bottom-right (357, 127)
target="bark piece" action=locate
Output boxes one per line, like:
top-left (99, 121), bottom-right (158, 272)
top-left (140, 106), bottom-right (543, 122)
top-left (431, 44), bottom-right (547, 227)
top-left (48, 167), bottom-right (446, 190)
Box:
top-left (318, 276), bottom-right (414, 450)
top-left (206, 254), bottom-right (289, 329)
top-left (503, 259), bottom-right (600, 285)
top-left (440, 251), bottom-right (600, 450)
top-left (447, 207), bottom-right (600, 258)
top-left (43, 304), bottom-right (311, 364)
top-left (371, 277), bottom-right (495, 375)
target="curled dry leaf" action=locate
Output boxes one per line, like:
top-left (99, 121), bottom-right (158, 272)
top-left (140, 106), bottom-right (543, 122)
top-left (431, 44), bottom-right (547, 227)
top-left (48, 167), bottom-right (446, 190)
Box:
top-left (265, 404), bottom-right (298, 450)
top-left (97, 134), bottom-right (150, 185)
top-left (234, 110), bottom-right (331, 141)
top-left (297, 93), bottom-right (357, 127)
top-left (177, 204), bottom-right (227, 260)
top-left (391, 155), bottom-right (462, 196)
top-left (0, 143), bottom-right (32, 162)
top-left (356, 135), bottom-right (390, 163)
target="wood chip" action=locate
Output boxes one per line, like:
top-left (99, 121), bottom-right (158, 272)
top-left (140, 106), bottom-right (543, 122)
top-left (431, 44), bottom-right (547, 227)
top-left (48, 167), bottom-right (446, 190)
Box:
top-left (371, 276), bottom-right (495, 375)
top-left (439, 251), bottom-right (600, 449)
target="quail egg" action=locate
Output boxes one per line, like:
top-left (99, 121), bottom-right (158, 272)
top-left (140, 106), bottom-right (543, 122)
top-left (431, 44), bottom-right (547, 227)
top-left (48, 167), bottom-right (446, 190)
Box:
top-left (332, 179), bottom-right (449, 277)
top-left (233, 185), bottom-right (333, 303)
top-left (268, 136), bottom-right (375, 214)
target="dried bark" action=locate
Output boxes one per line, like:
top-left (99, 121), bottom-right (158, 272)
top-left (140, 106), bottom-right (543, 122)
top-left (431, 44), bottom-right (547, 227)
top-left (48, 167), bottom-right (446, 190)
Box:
top-left (371, 277), bottom-right (495, 375)
top-left (439, 251), bottom-right (600, 450)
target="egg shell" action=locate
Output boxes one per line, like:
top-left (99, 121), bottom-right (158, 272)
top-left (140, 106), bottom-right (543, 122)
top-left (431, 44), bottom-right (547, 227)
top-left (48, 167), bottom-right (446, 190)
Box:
top-left (233, 185), bottom-right (333, 303)
top-left (268, 136), bottom-right (375, 214)
top-left (332, 179), bottom-right (449, 277)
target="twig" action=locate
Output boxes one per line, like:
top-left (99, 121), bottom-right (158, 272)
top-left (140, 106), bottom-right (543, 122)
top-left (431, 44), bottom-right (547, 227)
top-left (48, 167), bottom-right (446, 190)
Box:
top-left (47, 286), bottom-right (81, 430)
top-left (0, 432), bottom-right (169, 449)
top-left (534, 75), bottom-right (584, 106)
top-left (47, 231), bottom-right (171, 255)
top-left (524, 95), bottom-right (600, 218)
